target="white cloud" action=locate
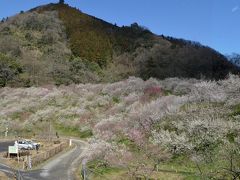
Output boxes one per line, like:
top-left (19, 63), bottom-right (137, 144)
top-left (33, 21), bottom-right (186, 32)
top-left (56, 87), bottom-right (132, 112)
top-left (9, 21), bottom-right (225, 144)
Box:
top-left (232, 6), bottom-right (239, 13)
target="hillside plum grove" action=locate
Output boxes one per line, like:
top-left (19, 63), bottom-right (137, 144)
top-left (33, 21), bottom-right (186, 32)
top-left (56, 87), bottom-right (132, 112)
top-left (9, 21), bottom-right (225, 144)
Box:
top-left (0, 75), bottom-right (240, 178)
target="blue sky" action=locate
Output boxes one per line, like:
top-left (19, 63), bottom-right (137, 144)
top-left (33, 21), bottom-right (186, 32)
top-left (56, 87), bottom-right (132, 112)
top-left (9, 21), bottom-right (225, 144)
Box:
top-left (0, 0), bottom-right (239, 54)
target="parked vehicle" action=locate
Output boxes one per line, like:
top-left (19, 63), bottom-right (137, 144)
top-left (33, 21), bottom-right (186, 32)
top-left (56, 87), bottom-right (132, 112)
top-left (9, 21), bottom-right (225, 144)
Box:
top-left (25, 140), bottom-right (40, 150)
top-left (15, 140), bottom-right (34, 150)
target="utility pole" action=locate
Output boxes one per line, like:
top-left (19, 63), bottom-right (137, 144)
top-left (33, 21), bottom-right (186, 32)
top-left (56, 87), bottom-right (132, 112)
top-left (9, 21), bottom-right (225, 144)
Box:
top-left (48, 119), bottom-right (51, 141)
top-left (82, 159), bottom-right (87, 180)
top-left (5, 125), bottom-right (8, 138)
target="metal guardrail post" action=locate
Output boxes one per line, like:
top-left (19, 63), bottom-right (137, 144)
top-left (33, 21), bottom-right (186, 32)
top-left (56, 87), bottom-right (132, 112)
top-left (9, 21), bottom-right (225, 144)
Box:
top-left (81, 158), bottom-right (88, 180)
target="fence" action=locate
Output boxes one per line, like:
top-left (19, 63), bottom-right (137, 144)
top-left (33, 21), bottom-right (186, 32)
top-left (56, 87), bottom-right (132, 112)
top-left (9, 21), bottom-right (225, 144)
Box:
top-left (31, 140), bottom-right (69, 167)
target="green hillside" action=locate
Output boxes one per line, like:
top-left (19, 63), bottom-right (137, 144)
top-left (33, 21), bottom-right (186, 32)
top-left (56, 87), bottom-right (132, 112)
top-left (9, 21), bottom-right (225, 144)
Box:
top-left (35, 3), bottom-right (154, 67)
top-left (0, 2), bottom-right (239, 87)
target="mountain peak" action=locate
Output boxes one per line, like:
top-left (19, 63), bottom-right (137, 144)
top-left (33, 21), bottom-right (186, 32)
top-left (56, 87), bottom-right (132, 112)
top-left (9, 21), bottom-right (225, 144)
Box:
top-left (59, 0), bottom-right (65, 4)
top-left (0, 3), bottom-right (239, 87)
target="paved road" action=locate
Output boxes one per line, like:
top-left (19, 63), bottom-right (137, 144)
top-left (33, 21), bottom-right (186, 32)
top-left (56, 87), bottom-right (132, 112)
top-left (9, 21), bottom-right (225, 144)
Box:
top-left (14, 139), bottom-right (87, 180)
top-left (0, 163), bottom-right (15, 178)
top-left (0, 141), bottom-right (14, 152)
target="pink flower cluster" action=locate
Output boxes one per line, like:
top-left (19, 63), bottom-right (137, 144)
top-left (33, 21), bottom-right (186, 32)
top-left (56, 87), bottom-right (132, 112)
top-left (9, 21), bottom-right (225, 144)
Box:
top-left (144, 86), bottom-right (162, 96)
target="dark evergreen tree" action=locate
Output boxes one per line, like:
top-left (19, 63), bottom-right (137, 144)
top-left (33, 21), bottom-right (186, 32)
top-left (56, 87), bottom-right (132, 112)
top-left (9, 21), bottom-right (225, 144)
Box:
top-left (59, 0), bottom-right (64, 4)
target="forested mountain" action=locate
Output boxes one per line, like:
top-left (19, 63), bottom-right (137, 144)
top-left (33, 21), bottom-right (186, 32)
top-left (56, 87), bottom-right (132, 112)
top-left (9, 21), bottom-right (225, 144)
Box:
top-left (0, 2), bottom-right (238, 87)
top-left (228, 53), bottom-right (240, 67)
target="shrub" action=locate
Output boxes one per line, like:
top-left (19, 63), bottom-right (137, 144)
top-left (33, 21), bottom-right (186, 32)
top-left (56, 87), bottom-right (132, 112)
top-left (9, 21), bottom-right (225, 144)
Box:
top-left (231, 103), bottom-right (240, 116)
top-left (0, 53), bottom-right (22, 86)
top-left (112, 96), bottom-right (120, 104)
top-left (40, 29), bottom-right (59, 44)
top-left (0, 36), bottom-right (21, 57)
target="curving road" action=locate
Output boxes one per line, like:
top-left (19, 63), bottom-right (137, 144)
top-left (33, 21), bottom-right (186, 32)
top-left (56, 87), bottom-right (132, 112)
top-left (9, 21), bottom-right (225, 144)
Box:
top-left (0, 163), bottom-right (15, 178)
top-left (1, 139), bottom-right (88, 180)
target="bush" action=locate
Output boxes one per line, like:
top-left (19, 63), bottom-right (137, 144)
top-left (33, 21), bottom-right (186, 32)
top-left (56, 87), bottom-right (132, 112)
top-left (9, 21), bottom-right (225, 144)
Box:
top-left (231, 103), bottom-right (240, 116)
top-left (69, 57), bottom-right (102, 83)
top-left (0, 36), bottom-right (21, 57)
top-left (112, 96), bottom-right (120, 104)
top-left (40, 29), bottom-right (59, 44)
top-left (0, 53), bottom-right (22, 86)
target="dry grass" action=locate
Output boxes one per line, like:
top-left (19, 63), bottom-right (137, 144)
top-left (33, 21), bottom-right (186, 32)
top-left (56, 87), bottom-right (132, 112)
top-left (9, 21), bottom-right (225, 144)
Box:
top-left (89, 169), bottom-right (185, 180)
top-left (0, 171), bottom-right (14, 180)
